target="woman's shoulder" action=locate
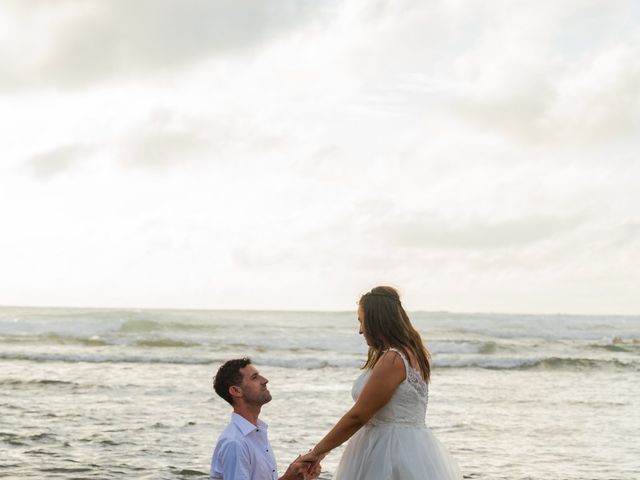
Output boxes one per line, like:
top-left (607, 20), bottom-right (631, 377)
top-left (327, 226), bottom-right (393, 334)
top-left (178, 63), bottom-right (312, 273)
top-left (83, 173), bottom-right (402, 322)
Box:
top-left (366, 349), bottom-right (409, 388)
top-left (376, 348), bottom-right (409, 374)
top-left (383, 347), bottom-right (421, 373)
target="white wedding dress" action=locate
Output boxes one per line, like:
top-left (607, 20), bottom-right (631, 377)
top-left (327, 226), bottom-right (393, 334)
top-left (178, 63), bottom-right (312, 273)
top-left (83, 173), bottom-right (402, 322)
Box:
top-left (333, 349), bottom-right (462, 480)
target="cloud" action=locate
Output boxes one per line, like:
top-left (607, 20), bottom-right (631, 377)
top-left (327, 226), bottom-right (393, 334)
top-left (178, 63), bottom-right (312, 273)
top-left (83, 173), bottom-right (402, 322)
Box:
top-left (118, 108), bottom-right (285, 169)
top-left (120, 110), bottom-right (212, 169)
top-left (313, 0), bottom-right (640, 146)
top-left (607, 220), bottom-right (640, 249)
top-left (25, 144), bottom-right (92, 178)
top-left (546, 41), bottom-right (640, 142)
top-left (453, 39), bottom-right (640, 144)
top-left (2, 0), bottom-right (640, 313)
top-left (0, 0), bottom-right (330, 89)
top-left (369, 212), bottom-right (590, 251)
top-left (445, 3), bottom-right (640, 144)
top-left (233, 247), bottom-right (291, 269)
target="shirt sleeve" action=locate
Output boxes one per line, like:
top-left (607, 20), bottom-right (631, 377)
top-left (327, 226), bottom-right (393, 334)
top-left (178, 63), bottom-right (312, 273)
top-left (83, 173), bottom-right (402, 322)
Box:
top-left (218, 439), bottom-right (252, 480)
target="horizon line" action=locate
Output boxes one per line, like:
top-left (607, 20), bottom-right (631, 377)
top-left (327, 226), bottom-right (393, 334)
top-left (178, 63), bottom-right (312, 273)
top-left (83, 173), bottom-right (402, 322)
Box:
top-left (1, 303), bottom-right (638, 318)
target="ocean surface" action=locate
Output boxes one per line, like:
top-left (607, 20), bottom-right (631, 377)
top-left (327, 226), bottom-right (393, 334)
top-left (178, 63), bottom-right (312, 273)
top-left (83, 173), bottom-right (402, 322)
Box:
top-left (1, 306), bottom-right (639, 479)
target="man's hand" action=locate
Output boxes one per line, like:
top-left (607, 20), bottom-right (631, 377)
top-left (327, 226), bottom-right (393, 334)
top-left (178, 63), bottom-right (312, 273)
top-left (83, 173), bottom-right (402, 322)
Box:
top-left (279, 456), bottom-right (313, 480)
top-left (297, 450), bottom-right (324, 480)
top-left (296, 449), bottom-right (328, 480)
top-left (305, 460), bottom-right (322, 479)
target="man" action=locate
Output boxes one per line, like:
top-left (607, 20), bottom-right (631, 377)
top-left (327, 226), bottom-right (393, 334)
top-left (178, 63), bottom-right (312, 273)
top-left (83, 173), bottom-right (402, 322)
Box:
top-left (210, 358), bottom-right (319, 480)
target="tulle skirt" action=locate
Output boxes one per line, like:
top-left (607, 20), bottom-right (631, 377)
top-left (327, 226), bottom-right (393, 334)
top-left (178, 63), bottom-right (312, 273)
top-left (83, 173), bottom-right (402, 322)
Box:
top-left (334, 423), bottom-right (462, 480)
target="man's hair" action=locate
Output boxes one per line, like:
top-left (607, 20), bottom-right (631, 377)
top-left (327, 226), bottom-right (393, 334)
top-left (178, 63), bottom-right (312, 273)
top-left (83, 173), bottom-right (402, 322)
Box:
top-left (213, 357), bottom-right (252, 405)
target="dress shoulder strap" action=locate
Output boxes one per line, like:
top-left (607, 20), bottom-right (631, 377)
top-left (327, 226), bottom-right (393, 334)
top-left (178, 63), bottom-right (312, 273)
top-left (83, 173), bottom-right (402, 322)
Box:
top-left (385, 347), bottom-right (428, 398)
top-left (385, 347), bottom-right (410, 371)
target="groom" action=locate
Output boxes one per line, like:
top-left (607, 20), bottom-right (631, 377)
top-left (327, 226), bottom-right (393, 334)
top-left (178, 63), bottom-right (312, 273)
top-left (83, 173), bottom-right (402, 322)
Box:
top-left (210, 358), bottom-right (319, 480)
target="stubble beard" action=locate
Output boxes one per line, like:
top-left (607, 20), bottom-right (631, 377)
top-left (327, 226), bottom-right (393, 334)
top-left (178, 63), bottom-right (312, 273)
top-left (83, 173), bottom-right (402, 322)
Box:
top-left (246, 389), bottom-right (272, 406)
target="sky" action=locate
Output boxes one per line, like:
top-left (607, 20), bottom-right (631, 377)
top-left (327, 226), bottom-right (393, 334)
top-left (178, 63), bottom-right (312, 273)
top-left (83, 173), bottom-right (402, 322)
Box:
top-left (1, 0), bottom-right (639, 314)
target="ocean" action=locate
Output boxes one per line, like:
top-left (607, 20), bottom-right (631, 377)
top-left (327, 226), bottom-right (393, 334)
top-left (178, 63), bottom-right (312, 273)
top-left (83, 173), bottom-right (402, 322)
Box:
top-left (1, 306), bottom-right (639, 479)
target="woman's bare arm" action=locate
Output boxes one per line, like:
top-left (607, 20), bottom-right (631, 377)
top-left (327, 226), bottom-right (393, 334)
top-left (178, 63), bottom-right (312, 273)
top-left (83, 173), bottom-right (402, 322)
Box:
top-left (303, 350), bottom-right (406, 459)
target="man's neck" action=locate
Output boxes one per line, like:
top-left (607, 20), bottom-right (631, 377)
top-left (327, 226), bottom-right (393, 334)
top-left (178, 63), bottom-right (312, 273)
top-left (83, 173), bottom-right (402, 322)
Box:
top-left (233, 404), bottom-right (262, 426)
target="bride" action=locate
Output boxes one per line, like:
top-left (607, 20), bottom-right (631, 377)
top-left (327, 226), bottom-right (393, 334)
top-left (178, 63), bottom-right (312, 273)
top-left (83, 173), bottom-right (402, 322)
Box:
top-left (300, 286), bottom-right (462, 479)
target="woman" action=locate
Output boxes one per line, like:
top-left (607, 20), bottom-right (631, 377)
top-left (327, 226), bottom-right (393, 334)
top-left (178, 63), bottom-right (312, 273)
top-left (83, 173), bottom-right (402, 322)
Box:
top-left (301, 286), bottom-right (461, 479)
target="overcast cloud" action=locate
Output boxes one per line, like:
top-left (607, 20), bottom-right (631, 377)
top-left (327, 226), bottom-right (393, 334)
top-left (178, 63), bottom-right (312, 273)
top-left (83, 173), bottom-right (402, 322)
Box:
top-left (0, 0), bottom-right (638, 314)
top-left (0, 0), bottom-right (330, 89)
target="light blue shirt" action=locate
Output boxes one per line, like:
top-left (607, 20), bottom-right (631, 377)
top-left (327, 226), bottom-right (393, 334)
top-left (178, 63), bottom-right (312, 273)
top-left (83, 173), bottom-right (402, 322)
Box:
top-left (210, 413), bottom-right (278, 480)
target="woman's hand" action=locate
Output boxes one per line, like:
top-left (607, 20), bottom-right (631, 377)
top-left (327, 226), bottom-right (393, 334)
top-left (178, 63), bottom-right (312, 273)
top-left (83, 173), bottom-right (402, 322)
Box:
top-left (298, 448), bottom-right (326, 479)
top-left (304, 460), bottom-right (322, 479)
top-left (279, 456), bottom-right (310, 480)
top-left (302, 446), bottom-right (328, 463)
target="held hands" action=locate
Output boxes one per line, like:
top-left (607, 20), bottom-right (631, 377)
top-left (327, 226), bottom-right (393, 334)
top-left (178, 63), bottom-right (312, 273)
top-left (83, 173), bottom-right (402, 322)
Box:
top-left (281, 455), bottom-right (322, 480)
top-left (298, 448), bottom-right (327, 479)
top-left (300, 446), bottom-right (327, 464)
top-left (303, 460), bottom-right (322, 480)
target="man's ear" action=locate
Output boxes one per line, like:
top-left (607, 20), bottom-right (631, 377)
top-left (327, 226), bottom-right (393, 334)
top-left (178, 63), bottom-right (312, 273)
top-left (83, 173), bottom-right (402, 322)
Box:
top-left (229, 385), bottom-right (242, 399)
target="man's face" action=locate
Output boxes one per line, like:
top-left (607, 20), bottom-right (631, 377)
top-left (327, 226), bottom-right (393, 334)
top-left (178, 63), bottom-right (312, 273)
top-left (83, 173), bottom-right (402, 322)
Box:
top-left (238, 364), bottom-right (272, 406)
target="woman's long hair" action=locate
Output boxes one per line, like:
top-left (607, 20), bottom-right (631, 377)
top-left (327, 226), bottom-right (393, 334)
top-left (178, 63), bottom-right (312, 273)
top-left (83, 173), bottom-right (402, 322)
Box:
top-left (360, 286), bottom-right (431, 382)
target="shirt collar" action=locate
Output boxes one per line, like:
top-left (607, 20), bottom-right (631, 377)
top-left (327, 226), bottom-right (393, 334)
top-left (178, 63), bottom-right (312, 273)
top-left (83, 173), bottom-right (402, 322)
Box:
top-left (231, 412), bottom-right (268, 437)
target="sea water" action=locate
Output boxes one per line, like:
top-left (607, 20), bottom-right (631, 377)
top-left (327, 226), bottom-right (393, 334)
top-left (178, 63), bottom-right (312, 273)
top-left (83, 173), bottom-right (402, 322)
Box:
top-left (1, 307), bottom-right (639, 479)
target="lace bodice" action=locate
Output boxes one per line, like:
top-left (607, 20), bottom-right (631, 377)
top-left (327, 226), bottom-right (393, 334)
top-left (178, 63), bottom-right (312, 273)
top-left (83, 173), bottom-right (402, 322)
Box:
top-left (352, 348), bottom-right (429, 427)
